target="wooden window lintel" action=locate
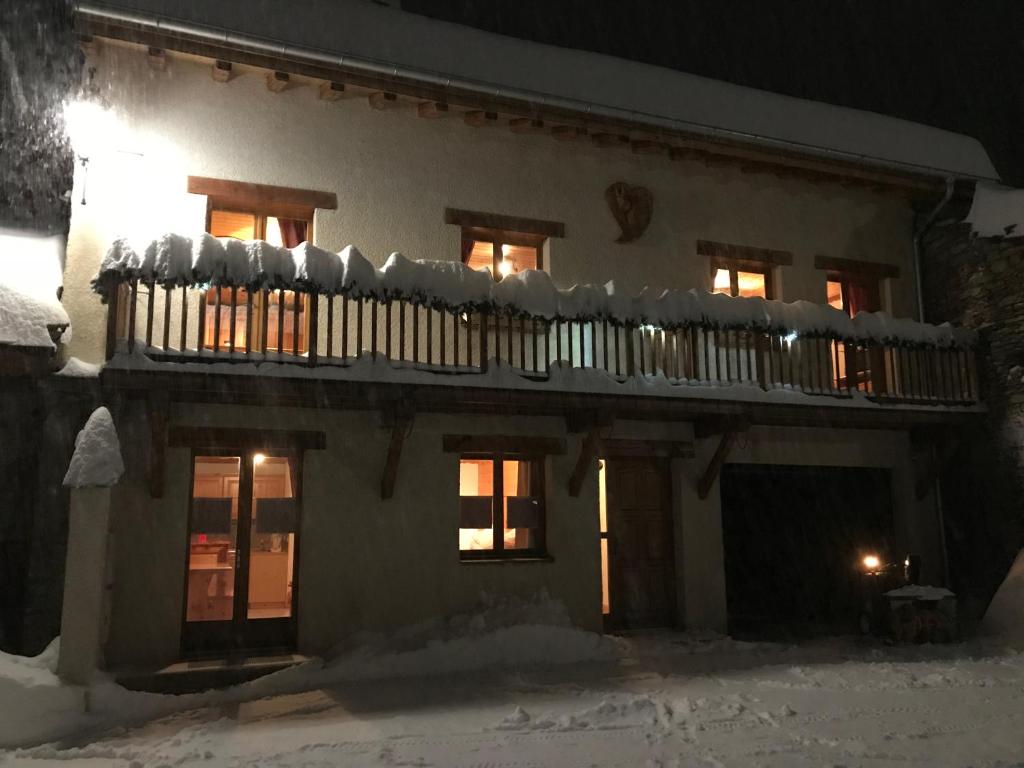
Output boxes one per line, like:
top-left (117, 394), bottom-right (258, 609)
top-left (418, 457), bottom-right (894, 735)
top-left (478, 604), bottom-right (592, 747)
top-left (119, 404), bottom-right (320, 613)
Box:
top-left (815, 255), bottom-right (900, 279)
top-left (698, 240), bottom-right (794, 267)
top-left (169, 426), bottom-right (326, 451)
top-left (444, 434), bottom-right (566, 455)
top-left (445, 208), bottom-right (565, 239)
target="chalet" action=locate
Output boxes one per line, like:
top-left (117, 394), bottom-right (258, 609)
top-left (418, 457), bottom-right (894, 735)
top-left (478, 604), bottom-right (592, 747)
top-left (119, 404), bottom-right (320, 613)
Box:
top-left (48, 0), bottom-right (1003, 677)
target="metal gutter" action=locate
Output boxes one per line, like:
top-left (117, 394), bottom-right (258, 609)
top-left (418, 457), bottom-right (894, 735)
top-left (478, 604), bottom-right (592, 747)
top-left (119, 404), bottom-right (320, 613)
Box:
top-left (75, 2), bottom-right (998, 185)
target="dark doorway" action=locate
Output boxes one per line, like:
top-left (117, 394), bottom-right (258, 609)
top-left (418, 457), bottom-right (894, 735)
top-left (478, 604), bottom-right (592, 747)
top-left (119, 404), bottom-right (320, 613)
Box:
top-left (721, 464), bottom-right (894, 639)
top-left (603, 458), bottom-right (676, 630)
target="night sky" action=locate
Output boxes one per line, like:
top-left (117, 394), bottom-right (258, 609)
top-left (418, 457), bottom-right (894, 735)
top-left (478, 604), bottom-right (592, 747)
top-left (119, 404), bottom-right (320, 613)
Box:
top-left (404, 1), bottom-right (1024, 185)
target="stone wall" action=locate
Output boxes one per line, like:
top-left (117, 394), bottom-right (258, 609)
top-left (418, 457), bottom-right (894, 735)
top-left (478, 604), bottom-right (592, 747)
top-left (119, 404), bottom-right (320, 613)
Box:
top-left (920, 194), bottom-right (1024, 626)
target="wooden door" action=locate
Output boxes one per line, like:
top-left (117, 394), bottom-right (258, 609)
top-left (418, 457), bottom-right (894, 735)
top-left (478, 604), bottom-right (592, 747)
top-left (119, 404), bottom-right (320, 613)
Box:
top-left (605, 458), bottom-right (676, 629)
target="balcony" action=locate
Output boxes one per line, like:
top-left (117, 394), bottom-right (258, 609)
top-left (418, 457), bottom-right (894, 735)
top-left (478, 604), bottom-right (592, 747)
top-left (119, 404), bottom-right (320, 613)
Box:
top-left (94, 234), bottom-right (980, 413)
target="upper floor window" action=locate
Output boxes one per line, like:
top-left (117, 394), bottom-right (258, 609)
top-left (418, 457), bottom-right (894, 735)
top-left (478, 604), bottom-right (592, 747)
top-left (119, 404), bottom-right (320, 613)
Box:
top-left (445, 207), bottom-right (564, 282)
top-left (187, 176), bottom-right (337, 354)
top-left (699, 240), bottom-right (791, 301)
top-left (816, 256), bottom-right (898, 317)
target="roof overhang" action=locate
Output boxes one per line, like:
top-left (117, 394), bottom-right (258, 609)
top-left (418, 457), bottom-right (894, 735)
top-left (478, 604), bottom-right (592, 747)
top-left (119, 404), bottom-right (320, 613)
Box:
top-left (74, 1), bottom-right (1001, 197)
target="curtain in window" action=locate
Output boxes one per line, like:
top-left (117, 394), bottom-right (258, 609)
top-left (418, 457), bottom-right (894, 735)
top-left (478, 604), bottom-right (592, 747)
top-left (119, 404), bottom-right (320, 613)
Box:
top-left (278, 219), bottom-right (308, 248)
top-left (845, 281), bottom-right (880, 316)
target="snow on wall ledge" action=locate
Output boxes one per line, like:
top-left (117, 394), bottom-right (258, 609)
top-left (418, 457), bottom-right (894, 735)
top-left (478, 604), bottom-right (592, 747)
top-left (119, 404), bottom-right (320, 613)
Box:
top-left (63, 407), bottom-right (124, 489)
top-left (93, 233), bottom-right (977, 348)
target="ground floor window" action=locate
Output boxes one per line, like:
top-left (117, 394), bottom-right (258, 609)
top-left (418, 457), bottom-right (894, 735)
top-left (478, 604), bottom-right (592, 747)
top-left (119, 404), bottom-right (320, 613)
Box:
top-left (459, 454), bottom-right (545, 559)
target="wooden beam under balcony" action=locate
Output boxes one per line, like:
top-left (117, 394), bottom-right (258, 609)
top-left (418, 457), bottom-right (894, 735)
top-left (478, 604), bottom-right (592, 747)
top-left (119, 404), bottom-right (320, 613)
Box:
top-left (631, 139), bottom-right (670, 156)
top-left (698, 430), bottom-right (736, 500)
top-left (381, 411), bottom-right (413, 500)
top-left (148, 390), bottom-right (169, 498)
top-left (569, 427), bottom-right (604, 497)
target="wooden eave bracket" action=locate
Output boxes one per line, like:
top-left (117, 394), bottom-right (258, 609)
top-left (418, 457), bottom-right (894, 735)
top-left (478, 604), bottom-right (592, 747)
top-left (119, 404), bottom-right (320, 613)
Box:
top-left (148, 390), bottom-right (169, 498)
top-left (380, 409), bottom-right (413, 500)
top-left (569, 425), bottom-right (608, 498)
top-left (913, 430), bottom-right (959, 500)
top-left (697, 430), bottom-right (736, 500)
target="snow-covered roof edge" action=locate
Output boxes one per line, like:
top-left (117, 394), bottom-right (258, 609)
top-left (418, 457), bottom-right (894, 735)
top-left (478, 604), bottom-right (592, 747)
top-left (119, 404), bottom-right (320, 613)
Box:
top-left (93, 233), bottom-right (978, 349)
top-left (965, 182), bottom-right (1024, 239)
top-left (78, 0), bottom-right (1000, 182)
top-left (63, 407), bottom-right (125, 489)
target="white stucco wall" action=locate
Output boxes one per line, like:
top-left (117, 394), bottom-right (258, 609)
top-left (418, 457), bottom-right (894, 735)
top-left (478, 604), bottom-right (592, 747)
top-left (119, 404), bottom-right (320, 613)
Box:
top-left (64, 42), bottom-right (919, 364)
top-left (105, 401), bottom-right (600, 668)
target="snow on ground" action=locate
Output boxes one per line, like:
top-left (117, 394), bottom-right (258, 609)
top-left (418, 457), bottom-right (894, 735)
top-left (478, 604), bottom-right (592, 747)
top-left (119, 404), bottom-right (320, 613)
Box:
top-left (4, 632), bottom-right (1024, 766)
top-left (983, 549), bottom-right (1024, 646)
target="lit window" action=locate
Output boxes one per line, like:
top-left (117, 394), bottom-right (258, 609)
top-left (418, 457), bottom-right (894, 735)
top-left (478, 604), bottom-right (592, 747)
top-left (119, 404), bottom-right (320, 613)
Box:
top-left (598, 459), bottom-right (610, 616)
top-left (709, 260), bottom-right (772, 299)
top-left (203, 206), bottom-right (311, 354)
top-left (461, 228), bottom-right (543, 281)
top-left (825, 275), bottom-right (881, 317)
top-left (459, 455), bottom-right (545, 558)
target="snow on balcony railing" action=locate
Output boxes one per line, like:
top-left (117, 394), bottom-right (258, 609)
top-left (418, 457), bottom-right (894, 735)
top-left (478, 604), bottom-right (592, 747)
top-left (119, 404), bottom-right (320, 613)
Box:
top-left (92, 234), bottom-right (980, 405)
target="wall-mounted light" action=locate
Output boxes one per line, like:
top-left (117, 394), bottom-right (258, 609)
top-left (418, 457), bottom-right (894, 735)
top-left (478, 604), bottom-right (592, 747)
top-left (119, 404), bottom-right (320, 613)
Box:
top-left (63, 98), bottom-right (116, 205)
top-left (783, 331), bottom-right (798, 345)
top-left (498, 259), bottom-right (514, 277)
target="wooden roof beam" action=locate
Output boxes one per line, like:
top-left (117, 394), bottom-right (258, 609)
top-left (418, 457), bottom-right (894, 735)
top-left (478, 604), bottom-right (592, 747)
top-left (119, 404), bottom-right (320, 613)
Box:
top-left (551, 125), bottom-right (586, 142)
top-left (417, 101), bottom-right (450, 118)
top-left (510, 117), bottom-right (545, 134)
top-left (369, 91), bottom-right (401, 110)
top-left (464, 110), bottom-right (499, 128)
top-left (211, 59), bottom-right (232, 83)
top-left (147, 46), bottom-right (166, 71)
top-left (591, 132), bottom-right (630, 149)
top-left (267, 70), bottom-right (290, 93)
top-left (319, 81), bottom-right (350, 101)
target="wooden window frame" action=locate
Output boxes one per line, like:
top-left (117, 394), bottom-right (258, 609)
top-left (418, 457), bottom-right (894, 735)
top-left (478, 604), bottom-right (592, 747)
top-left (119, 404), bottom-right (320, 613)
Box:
top-left (446, 207), bottom-right (564, 283)
top-left (192, 176), bottom-right (337, 355)
top-left (458, 451), bottom-right (548, 562)
top-left (460, 225), bottom-right (546, 280)
top-left (708, 256), bottom-right (775, 300)
top-left (699, 240), bottom-right (791, 301)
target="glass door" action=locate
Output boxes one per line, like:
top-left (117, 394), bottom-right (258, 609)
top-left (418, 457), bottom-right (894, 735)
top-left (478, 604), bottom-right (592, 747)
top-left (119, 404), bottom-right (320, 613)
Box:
top-left (182, 451), bottom-right (300, 656)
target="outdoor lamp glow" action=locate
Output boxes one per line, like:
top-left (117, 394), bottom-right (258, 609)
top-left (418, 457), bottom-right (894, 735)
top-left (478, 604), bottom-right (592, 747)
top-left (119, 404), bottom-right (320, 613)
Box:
top-left (64, 99), bottom-right (115, 159)
top-left (253, 453), bottom-right (267, 465)
top-left (862, 554), bottom-right (881, 571)
top-left (498, 259), bottom-right (514, 277)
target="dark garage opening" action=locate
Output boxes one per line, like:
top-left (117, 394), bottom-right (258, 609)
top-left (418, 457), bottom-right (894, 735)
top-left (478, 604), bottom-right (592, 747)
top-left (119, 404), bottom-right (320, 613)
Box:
top-left (721, 464), bottom-right (894, 640)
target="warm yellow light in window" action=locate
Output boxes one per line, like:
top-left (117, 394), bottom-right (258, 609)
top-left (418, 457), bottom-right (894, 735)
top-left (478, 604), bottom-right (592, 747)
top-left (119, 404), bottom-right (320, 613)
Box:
top-left (501, 244), bottom-right (511, 256)
top-left (736, 271), bottom-right (766, 298)
top-left (827, 280), bottom-right (844, 311)
top-left (498, 259), bottom-right (514, 277)
top-left (712, 268), bottom-right (731, 294)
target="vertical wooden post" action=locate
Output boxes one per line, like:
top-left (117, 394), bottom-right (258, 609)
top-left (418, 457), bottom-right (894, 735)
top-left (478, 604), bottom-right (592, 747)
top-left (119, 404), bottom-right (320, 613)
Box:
top-left (307, 293), bottom-right (319, 367)
top-left (103, 275), bottom-right (121, 360)
top-left (479, 312), bottom-right (489, 373)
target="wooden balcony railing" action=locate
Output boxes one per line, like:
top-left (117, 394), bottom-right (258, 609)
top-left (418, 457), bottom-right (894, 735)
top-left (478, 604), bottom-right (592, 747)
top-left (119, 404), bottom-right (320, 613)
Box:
top-left (101, 274), bottom-right (979, 406)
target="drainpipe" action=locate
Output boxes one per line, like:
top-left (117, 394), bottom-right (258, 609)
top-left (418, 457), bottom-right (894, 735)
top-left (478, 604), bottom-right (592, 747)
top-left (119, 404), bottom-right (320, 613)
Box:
top-left (912, 176), bottom-right (955, 322)
top-left (911, 176), bottom-right (956, 587)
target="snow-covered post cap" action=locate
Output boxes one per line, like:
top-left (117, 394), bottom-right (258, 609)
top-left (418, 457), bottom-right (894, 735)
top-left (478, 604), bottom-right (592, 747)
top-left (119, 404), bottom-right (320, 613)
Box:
top-left (63, 407), bottom-right (125, 488)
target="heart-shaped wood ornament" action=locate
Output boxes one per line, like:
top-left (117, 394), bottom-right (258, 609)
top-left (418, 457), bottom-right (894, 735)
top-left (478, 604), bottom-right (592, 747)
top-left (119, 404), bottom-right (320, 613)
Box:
top-left (605, 182), bottom-right (653, 243)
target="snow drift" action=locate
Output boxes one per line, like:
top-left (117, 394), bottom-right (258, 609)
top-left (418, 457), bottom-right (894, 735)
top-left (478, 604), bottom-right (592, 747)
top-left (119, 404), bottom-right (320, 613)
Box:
top-left (982, 549), bottom-right (1024, 647)
top-left (93, 232), bottom-right (976, 348)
